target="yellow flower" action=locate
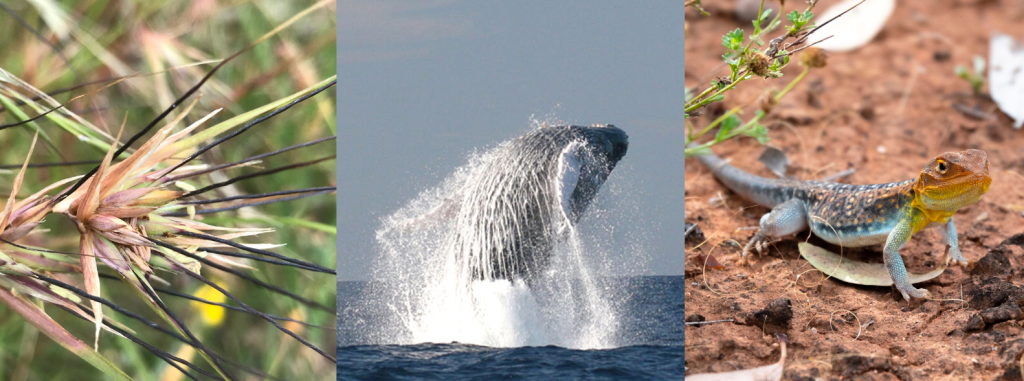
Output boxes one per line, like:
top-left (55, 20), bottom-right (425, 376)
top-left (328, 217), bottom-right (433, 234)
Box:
top-left (192, 283), bottom-right (228, 326)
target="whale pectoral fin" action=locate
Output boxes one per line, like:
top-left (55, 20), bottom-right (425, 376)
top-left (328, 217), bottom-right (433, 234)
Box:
top-left (557, 141), bottom-right (584, 225)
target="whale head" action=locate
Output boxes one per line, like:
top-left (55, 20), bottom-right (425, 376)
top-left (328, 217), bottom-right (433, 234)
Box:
top-left (581, 124), bottom-right (629, 171)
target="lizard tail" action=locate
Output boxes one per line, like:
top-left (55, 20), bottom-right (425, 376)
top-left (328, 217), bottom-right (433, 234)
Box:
top-left (686, 141), bottom-right (784, 208)
top-left (685, 141), bottom-right (729, 174)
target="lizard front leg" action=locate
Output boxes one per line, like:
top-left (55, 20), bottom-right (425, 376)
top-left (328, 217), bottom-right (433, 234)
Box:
top-left (740, 198), bottom-right (808, 265)
top-left (883, 217), bottom-right (932, 300)
top-left (939, 219), bottom-right (969, 268)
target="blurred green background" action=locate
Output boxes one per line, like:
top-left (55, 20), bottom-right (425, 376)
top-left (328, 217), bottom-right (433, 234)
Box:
top-left (0, 0), bottom-right (336, 379)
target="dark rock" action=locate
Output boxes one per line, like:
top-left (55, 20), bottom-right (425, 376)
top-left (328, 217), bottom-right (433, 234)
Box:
top-left (743, 297), bottom-right (792, 334)
top-left (685, 314), bottom-right (706, 328)
top-left (963, 314), bottom-right (985, 331)
top-left (966, 277), bottom-right (1015, 310)
top-left (980, 302), bottom-right (1023, 325)
top-left (684, 222), bottom-right (705, 244)
top-left (831, 355), bottom-right (892, 379)
top-left (859, 105), bottom-right (876, 121)
top-left (999, 233), bottom-right (1024, 248)
top-left (972, 246), bottom-right (1013, 276)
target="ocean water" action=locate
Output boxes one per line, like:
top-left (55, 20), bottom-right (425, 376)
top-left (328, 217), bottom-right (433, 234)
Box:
top-left (337, 276), bottom-right (686, 380)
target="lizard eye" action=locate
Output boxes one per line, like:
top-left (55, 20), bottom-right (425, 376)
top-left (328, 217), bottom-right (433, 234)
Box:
top-left (937, 161), bottom-right (947, 173)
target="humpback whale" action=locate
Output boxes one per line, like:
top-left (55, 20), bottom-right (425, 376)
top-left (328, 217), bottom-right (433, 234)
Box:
top-left (427, 124), bottom-right (629, 282)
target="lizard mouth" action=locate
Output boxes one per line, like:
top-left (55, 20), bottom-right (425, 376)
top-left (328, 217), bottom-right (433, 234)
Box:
top-left (918, 172), bottom-right (991, 210)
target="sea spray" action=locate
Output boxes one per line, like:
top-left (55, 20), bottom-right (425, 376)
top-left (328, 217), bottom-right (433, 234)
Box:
top-left (362, 126), bottom-right (638, 349)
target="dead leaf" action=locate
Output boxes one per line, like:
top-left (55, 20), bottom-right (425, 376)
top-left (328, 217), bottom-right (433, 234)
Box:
top-left (798, 242), bottom-right (946, 286)
top-left (696, 254), bottom-right (725, 270)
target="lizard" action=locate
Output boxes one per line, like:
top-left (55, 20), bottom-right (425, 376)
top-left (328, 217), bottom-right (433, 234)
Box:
top-left (690, 144), bottom-right (991, 301)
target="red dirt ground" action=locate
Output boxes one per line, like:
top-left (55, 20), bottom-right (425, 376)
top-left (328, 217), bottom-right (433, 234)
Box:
top-left (684, 1), bottom-right (1024, 380)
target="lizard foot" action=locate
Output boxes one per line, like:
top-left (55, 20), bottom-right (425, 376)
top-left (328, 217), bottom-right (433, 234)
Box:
top-left (897, 286), bottom-right (932, 301)
top-left (739, 231), bottom-right (778, 266)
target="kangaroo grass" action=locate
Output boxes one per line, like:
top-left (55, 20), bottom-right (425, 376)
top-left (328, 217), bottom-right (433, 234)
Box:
top-left (163, 135), bottom-right (336, 182)
top-left (54, 0), bottom-right (333, 205)
top-left (148, 238), bottom-right (333, 313)
top-left (60, 300), bottom-right (287, 381)
top-left (193, 246), bottom-right (333, 274)
top-left (150, 240), bottom-right (335, 361)
top-left (53, 306), bottom-right (215, 381)
top-left (168, 189), bottom-right (335, 218)
top-left (180, 155), bottom-right (336, 198)
top-left (168, 231), bottom-right (334, 274)
top-left (115, 278), bottom-right (334, 330)
top-left (20, 274), bottom-right (226, 381)
top-left (0, 1), bottom-right (335, 379)
top-left (179, 186), bottom-right (336, 206)
top-left (156, 80), bottom-right (337, 182)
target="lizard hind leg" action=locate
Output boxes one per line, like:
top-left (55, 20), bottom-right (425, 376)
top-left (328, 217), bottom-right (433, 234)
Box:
top-left (738, 198), bottom-right (809, 266)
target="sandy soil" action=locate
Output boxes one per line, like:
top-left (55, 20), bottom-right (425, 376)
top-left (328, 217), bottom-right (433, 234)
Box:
top-left (684, 1), bottom-right (1024, 379)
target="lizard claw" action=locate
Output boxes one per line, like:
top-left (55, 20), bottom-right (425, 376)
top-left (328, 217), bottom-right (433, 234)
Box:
top-left (739, 231), bottom-right (777, 266)
top-left (898, 286), bottom-right (932, 301)
top-left (942, 245), bottom-right (970, 269)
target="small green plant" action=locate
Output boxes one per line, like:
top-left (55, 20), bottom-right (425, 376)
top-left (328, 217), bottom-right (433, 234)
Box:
top-left (955, 55), bottom-right (986, 94)
top-left (685, 0), bottom-right (851, 158)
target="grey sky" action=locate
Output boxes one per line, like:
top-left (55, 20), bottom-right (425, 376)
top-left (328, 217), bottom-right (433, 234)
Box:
top-left (338, 1), bottom-right (684, 281)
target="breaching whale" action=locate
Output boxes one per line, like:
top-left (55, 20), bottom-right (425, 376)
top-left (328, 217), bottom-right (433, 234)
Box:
top-left (409, 124), bottom-right (628, 283)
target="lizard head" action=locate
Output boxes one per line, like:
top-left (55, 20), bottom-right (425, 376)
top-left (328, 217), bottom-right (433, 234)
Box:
top-left (913, 149), bottom-right (991, 212)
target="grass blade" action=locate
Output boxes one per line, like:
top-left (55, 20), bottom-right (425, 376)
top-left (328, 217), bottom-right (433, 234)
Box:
top-left (0, 287), bottom-right (134, 381)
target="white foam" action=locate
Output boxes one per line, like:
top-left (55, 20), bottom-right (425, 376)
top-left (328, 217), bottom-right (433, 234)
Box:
top-left (365, 128), bottom-right (630, 349)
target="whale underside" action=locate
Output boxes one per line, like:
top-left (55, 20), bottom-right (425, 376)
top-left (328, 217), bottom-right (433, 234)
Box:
top-left (440, 125), bottom-right (628, 282)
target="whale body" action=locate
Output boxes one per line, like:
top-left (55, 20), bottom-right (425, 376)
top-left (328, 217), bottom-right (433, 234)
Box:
top-left (438, 125), bottom-right (628, 282)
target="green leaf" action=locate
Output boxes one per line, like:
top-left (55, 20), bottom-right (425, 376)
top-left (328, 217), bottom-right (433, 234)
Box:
top-left (802, 10), bottom-right (814, 22)
top-left (722, 28), bottom-right (744, 52)
top-left (786, 10), bottom-right (801, 24)
top-left (744, 120), bottom-right (770, 144)
top-left (759, 9), bottom-right (773, 23)
top-left (716, 115), bottom-right (742, 142)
